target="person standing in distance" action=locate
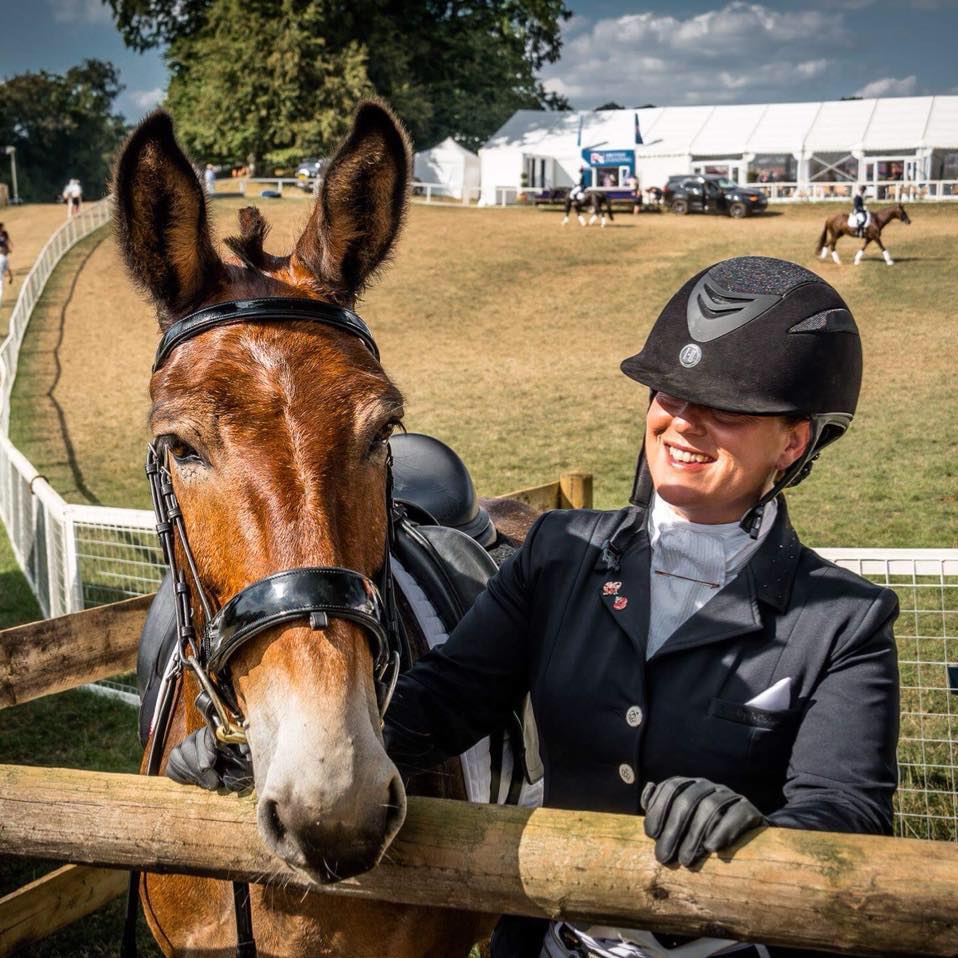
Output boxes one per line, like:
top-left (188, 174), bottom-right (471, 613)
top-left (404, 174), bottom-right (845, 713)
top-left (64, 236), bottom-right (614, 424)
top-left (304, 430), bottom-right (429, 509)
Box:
top-left (0, 222), bottom-right (13, 304)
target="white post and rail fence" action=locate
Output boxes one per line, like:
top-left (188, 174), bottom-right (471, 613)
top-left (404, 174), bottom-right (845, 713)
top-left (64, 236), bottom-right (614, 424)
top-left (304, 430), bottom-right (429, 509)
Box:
top-left (0, 197), bottom-right (957, 954)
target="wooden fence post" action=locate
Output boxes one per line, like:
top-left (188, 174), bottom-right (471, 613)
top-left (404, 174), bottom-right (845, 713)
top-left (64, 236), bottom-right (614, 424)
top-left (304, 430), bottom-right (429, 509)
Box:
top-left (0, 865), bottom-right (128, 957)
top-left (559, 471), bottom-right (593, 509)
top-left (2, 765), bottom-right (957, 957)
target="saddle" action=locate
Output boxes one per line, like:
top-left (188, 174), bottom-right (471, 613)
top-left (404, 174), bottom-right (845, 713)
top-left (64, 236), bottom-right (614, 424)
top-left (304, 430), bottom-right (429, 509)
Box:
top-left (847, 211), bottom-right (871, 231)
top-left (137, 432), bottom-right (543, 801)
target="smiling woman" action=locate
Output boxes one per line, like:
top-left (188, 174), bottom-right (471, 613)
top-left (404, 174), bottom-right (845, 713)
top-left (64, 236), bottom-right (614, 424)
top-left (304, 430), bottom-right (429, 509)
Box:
top-left (373, 255), bottom-right (901, 958)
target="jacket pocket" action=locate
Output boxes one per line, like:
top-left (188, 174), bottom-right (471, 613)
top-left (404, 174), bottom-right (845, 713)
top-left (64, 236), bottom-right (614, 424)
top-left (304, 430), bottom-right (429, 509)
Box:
top-left (708, 697), bottom-right (801, 730)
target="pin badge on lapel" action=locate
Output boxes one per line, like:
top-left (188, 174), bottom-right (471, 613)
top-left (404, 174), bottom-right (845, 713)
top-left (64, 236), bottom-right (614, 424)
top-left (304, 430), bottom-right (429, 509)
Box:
top-left (613, 596), bottom-right (628, 611)
top-left (602, 581), bottom-right (622, 596)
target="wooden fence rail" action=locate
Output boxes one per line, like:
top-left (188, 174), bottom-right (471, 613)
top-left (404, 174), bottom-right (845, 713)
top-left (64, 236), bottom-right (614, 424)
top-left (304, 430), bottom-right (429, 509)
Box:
top-left (1, 764), bottom-right (957, 957)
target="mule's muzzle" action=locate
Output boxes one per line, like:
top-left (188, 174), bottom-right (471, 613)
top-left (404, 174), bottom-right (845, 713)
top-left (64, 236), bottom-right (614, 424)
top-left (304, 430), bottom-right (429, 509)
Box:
top-left (258, 771), bottom-right (406, 881)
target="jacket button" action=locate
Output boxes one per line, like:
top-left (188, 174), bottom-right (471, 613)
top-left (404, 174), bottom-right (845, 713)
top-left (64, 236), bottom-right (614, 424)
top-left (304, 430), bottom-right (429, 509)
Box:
top-left (626, 706), bottom-right (643, 727)
top-left (618, 763), bottom-right (636, 785)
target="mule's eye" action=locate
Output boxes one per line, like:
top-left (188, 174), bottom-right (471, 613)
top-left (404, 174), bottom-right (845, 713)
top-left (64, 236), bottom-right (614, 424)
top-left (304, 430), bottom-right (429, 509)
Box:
top-left (370, 419), bottom-right (400, 454)
top-left (165, 436), bottom-right (205, 466)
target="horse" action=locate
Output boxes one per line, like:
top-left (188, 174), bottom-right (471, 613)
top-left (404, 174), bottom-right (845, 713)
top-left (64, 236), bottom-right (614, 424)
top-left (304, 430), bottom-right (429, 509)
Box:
top-left (562, 189), bottom-right (615, 227)
top-left (113, 102), bottom-right (536, 957)
top-left (815, 203), bottom-right (911, 266)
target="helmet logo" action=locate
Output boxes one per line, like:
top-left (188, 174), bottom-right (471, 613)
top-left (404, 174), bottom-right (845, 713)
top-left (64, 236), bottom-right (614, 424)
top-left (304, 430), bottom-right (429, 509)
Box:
top-left (686, 273), bottom-right (780, 343)
top-left (679, 343), bottom-right (702, 368)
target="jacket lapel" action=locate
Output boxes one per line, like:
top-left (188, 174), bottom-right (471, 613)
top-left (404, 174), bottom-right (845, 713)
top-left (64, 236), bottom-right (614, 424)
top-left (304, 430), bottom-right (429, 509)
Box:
top-left (648, 499), bottom-right (802, 661)
top-left (595, 519), bottom-right (652, 657)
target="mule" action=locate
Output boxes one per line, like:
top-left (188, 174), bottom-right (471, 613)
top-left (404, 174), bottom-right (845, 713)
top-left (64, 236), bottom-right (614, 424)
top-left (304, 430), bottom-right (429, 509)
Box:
top-left (113, 103), bottom-right (533, 957)
top-left (815, 203), bottom-right (911, 266)
top-left (562, 189), bottom-right (615, 227)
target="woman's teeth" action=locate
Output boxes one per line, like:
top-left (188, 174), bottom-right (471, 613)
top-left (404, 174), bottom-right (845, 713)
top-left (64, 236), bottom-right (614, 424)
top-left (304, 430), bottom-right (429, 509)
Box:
top-left (668, 445), bottom-right (712, 464)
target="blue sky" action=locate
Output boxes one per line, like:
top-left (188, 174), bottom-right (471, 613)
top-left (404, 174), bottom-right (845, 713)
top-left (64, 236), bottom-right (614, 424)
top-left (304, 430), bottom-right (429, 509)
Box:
top-left (1, 0), bottom-right (956, 121)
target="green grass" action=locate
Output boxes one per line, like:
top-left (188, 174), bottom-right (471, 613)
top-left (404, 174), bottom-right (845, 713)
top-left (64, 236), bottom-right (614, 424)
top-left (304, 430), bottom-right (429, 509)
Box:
top-left (8, 200), bottom-right (958, 549)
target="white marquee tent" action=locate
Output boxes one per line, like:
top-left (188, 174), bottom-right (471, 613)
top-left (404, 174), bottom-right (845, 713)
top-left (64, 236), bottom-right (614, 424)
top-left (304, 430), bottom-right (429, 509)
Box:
top-left (478, 96), bottom-right (958, 205)
top-left (414, 137), bottom-right (481, 200)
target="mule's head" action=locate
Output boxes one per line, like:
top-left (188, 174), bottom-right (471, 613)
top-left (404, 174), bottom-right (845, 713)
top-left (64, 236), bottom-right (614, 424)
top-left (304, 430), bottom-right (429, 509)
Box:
top-left (898, 203), bottom-right (911, 225)
top-left (114, 103), bottom-right (411, 882)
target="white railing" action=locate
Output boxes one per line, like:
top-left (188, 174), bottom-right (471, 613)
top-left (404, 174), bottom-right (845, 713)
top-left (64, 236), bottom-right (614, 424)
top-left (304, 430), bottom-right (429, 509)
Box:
top-left (493, 179), bottom-right (958, 206)
top-left (746, 179), bottom-right (958, 203)
top-left (239, 177), bottom-right (314, 197)
top-left (411, 181), bottom-right (480, 205)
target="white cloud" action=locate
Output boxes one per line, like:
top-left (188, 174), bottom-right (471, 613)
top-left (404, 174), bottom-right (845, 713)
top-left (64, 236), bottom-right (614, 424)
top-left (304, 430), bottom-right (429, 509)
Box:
top-left (853, 75), bottom-right (918, 98)
top-left (49, 0), bottom-right (112, 23)
top-left (540, 2), bottom-right (851, 107)
top-left (129, 88), bottom-right (164, 111)
top-left (797, 59), bottom-right (830, 78)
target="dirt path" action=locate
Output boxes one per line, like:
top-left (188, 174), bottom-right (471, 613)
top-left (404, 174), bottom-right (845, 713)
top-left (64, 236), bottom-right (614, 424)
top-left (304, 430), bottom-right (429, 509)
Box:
top-left (0, 204), bottom-right (70, 339)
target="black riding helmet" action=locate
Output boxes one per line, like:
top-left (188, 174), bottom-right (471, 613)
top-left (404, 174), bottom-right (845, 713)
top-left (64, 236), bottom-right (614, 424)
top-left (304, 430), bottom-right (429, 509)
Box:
top-left (620, 256), bottom-right (863, 536)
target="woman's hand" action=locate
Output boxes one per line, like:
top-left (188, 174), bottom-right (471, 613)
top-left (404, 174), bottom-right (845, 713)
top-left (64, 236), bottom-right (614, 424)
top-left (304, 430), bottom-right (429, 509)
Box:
top-left (640, 776), bottom-right (766, 866)
top-left (166, 727), bottom-right (253, 792)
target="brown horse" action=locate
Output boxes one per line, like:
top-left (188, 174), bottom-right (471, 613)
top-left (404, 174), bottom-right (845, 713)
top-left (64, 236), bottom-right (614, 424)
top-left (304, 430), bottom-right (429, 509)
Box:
top-left (113, 104), bottom-right (531, 956)
top-left (815, 202), bottom-right (911, 266)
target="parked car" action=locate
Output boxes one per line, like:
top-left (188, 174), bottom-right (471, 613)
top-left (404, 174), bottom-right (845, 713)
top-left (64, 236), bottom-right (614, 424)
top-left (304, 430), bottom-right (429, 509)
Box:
top-left (663, 174), bottom-right (767, 217)
top-left (295, 158), bottom-right (326, 189)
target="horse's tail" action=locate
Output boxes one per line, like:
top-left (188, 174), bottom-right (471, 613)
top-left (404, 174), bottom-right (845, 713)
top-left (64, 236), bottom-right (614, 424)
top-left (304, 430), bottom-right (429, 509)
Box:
top-left (605, 194), bottom-right (614, 221)
top-left (815, 222), bottom-right (828, 254)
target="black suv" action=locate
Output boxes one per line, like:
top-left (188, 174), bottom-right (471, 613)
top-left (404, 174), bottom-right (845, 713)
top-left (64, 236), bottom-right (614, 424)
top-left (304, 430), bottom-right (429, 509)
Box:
top-left (663, 174), bottom-right (767, 218)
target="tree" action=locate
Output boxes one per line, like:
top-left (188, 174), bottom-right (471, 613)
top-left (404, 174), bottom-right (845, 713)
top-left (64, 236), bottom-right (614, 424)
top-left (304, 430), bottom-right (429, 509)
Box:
top-left (108, 0), bottom-right (571, 154)
top-left (165, 0), bottom-right (372, 169)
top-left (0, 60), bottom-right (126, 202)
top-left (594, 102), bottom-right (624, 111)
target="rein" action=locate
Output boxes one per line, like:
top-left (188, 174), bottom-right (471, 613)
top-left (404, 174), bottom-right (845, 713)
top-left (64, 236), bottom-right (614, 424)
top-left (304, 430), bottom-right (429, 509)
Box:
top-left (124, 297), bottom-right (407, 958)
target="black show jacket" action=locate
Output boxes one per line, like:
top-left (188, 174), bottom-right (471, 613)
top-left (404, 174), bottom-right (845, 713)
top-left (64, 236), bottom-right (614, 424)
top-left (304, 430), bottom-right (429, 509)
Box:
top-left (386, 500), bottom-right (900, 946)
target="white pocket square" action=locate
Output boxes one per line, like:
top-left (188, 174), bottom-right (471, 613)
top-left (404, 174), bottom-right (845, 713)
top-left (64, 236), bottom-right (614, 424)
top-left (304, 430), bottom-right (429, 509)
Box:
top-left (745, 676), bottom-right (792, 711)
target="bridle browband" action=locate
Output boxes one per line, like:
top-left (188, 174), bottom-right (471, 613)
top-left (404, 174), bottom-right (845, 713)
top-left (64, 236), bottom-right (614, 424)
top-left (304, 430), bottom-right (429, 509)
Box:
top-left (146, 297), bottom-right (402, 748)
top-left (153, 296), bottom-right (380, 371)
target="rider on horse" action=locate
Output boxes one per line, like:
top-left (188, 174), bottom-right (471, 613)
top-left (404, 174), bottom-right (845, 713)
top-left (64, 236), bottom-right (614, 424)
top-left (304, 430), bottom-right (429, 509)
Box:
top-left (852, 185), bottom-right (868, 237)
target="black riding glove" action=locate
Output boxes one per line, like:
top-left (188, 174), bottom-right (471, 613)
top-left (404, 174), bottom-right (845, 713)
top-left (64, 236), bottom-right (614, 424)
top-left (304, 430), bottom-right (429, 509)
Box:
top-left (640, 776), bottom-right (766, 867)
top-left (166, 726), bottom-right (254, 792)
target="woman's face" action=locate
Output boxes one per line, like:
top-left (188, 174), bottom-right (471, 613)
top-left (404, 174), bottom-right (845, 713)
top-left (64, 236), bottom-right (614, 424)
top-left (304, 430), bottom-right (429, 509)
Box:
top-left (645, 392), bottom-right (811, 524)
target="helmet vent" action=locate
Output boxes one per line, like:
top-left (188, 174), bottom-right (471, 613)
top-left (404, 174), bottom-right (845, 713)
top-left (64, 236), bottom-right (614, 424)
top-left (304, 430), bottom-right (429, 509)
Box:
top-left (789, 309), bottom-right (857, 334)
top-left (687, 274), bottom-right (779, 343)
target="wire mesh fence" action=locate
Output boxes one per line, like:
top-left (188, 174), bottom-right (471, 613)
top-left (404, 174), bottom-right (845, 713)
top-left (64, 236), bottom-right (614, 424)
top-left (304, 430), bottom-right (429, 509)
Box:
top-left (820, 549), bottom-right (958, 843)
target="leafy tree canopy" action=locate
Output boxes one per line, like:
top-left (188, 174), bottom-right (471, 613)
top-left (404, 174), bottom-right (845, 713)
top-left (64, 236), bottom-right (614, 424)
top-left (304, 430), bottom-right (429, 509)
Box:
top-left (109, 0), bottom-right (571, 157)
top-left (165, 0), bottom-right (372, 169)
top-left (0, 60), bottom-right (126, 202)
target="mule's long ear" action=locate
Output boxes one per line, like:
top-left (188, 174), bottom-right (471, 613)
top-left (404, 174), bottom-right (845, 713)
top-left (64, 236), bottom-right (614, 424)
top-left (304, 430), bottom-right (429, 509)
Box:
top-left (113, 110), bottom-right (225, 326)
top-left (294, 100), bottom-right (411, 303)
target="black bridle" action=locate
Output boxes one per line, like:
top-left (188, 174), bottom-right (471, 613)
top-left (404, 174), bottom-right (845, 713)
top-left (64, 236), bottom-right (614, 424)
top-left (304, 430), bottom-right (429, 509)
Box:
top-left (146, 297), bottom-right (404, 747)
top-left (125, 298), bottom-right (406, 958)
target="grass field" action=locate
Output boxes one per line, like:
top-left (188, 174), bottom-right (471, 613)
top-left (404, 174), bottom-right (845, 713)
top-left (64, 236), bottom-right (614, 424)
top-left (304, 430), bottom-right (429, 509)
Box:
top-left (0, 198), bottom-right (956, 954)
top-left (8, 197), bottom-right (958, 548)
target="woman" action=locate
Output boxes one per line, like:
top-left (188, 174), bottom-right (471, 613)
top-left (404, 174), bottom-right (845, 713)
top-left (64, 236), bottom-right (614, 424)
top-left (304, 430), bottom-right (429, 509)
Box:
top-left (388, 255), bottom-right (899, 958)
top-left (171, 256), bottom-right (900, 958)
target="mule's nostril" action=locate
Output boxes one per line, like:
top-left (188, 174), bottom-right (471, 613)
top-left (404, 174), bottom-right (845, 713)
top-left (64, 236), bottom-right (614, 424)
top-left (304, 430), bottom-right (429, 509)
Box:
top-left (384, 773), bottom-right (407, 842)
top-left (262, 798), bottom-right (287, 843)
